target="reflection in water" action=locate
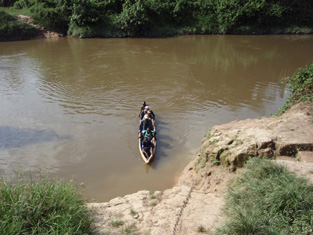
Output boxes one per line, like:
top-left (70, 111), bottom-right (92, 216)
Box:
top-left (0, 35), bottom-right (313, 201)
top-left (0, 126), bottom-right (60, 149)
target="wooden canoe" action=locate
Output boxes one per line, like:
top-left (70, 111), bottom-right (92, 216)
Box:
top-left (139, 135), bottom-right (156, 164)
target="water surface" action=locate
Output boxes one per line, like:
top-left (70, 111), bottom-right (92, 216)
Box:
top-left (1, 35), bottom-right (313, 201)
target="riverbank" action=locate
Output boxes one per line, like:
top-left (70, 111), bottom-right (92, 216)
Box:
top-left (1, 0), bottom-right (313, 41)
top-left (87, 102), bottom-right (313, 234)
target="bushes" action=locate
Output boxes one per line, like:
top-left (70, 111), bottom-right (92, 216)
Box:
top-left (70, 0), bottom-right (102, 27)
top-left (13, 0), bottom-right (72, 34)
top-left (284, 62), bottom-right (313, 103)
top-left (216, 158), bottom-right (313, 234)
top-left (277, 62), bottom-right (313, 115)
top-left (0, 0), bottom-right (18, 7)
top-left (2, 0), bottom-right (313, 38)
top-left (118, 0), bottom-right (149, 36)
top-left (0, 9), bottom-right (38, 41)
top-left (0, 174), bottom-right (93, 234)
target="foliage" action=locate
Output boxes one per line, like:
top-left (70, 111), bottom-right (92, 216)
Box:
top-left (0, 0), bottom-right (18, 7)
top-left (216, 158), bottom-right (313, 234)
top-left (13, 0), bottom-right (72, 33)
top-left (284, 62), bottom-right (313, 102)
top-left (111, 220), bottom-right (124, 228)
top-left (215, 0), bottom-right (286, 33)
top-left (118, 0), bottom-right (149, 36)
top-left (2, 0), bottom-right (313, 38)
top-left (277, 62), bottom-right (313, 115)
top-left (0, 174), bottom-right (93, 234)
top-left (70, 0), bottom-right (102, 27)
top-left (0, 9), bottom-right (38, 41)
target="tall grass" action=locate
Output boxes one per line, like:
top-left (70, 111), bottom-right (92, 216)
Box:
top-left (0, 174), bottom-right (93, 234)
top-left (277, 62), bottom-right (313, 115)
top-left (216, 158), bottom-right (313, 234)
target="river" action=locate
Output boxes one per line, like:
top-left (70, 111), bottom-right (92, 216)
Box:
top-left (0, 35), bottom-right (313, 201)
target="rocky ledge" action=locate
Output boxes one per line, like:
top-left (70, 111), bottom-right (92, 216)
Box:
top-left (88, 103), bottom-right (313, 235)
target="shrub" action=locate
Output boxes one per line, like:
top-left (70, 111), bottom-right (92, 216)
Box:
top-left (0, 174), bottom-right (93, 234)
top-left (284, 62), bottom-right (313, 103)
top-left (70, 0), bottom-right (102, 27)
top-left (277, 62), bottom-right (313, 114)
top-left (118, 0), bottom-right (150, 36)
top-left (0, 9), bottom-right (38, 41)
top-left (216, 158), bottom-right (313, 234)
top-left (0, 0), bottom-right (18, 7)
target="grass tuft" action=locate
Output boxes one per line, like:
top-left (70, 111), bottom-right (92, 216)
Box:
top-left (0, 173), bottom-right (93, 234)
top-left (216, 158), bottom-right (313, 234)
top-left (130, 209), bottom-right (137, 216)
top-left (197, 224), bottom-right (206, 233)
top-left (111, 220), bottom-right (124, 228)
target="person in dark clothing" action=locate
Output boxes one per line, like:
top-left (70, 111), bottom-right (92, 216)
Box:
top-left (138, 101), bottom-right (147, 118)
top-left (140, 106), bottom-right (155, 120)
top-left (141, 137), bottom-right (154, 158)
top-left (142, 127), bottom-right (155, 140)
top-left (138, 115), bottom-right (154, 134)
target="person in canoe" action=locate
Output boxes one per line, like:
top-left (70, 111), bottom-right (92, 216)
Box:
top-left (142, 127), bottom-right (155, 140)
top-left (139, 114), bottom-right (154, 135)
top-left (140, 106), bottom-right (155, 120)
top-left (138, 101), bottom-right (147, 118)
top-left (141, 137), bottom-right (154, 158)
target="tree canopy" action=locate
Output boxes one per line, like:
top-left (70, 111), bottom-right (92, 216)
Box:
top-left (1, 0), bottom-right (313, 37)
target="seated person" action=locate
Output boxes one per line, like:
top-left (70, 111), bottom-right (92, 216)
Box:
top-left (138, 101), bottom-right (147, 118)
top-left (141, 137), bottom-right (154, 158)
top-left (140, 106), bottom-right (155, 120)
top-left (142, 127), bottom-right (155, 140)
top-left (146, 110), bottom-right (156, 129)
top-left (138, 115), bottom-right (154, 136)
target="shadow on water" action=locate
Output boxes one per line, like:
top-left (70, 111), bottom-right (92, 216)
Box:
top-left (0, 126), bottom-right (60, 150)
top-left (145, 116), bottom-right (175, 170)
top-left (0, 66), bottom-right (11, 70)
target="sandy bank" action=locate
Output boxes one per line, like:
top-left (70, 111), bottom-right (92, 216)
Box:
top-left (88, 103), bottom-right (313, 235)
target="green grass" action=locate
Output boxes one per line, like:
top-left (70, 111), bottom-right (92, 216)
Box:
top-left (0, 174), bottom-right (93, 234)
top-left (111, 220), bottom-right (124, 228)
top-left (211, 156), bottom-right (220, 165)
top-left (197, 224), bottom-right (206, 233)
top-left (276, 62), bottom-right (313, 115)
top-left (215, 158), bottom-right (313, 234)
top-left (0, 8), bottom-right (38, 41)
top-left (123, 223), bottom-right (139, 235)
top-left (0, 6), bottom-right (32, 16)
top-left (130, 209), bottom-right (137, 216)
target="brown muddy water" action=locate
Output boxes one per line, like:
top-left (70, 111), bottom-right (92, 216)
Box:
top-left (1, 35), bottom-right (313, 201)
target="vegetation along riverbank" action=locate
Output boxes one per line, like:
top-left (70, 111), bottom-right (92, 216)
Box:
top-left (1, 0), bottom-right (313, 41)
